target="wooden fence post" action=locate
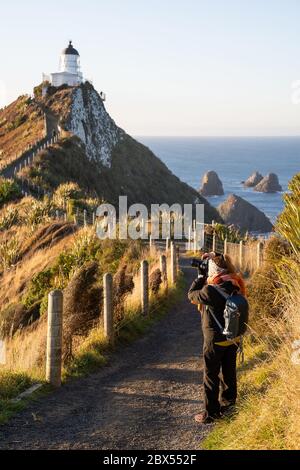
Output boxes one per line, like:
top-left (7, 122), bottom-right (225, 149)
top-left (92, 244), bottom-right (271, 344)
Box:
top-left (149, 234), bottom-right (153, 253)
top-left (103, 273), bottom-right (114, 343)
top-left (0, 339), bottom-right (6, 365)
top-left (224, 238), bottom-right (228, 255)
top-left (176, 245), bottom-right (180, 272)
top-left (188, 225), bottom-right (191, 251)
top-left (46, 290), bottom-right (63, 387)
top-left (141, 260), bottom-right (149, 316)
top-left (160, 254), bottom-right (167, 284)
top-left (193, 228), bottom-right (197, 253)
top-left (257, 241), bottom-right (263, 268)
top-left (239, 241), bottom-right (244, 269)
top-left (170, 242), bottom-right (177, 284)
top-left (166, 237), bottom-right (170, 252)
top-left (212, 233), bottom-right (216, 252)
top-left (83, 209), bottom-right (87, 227)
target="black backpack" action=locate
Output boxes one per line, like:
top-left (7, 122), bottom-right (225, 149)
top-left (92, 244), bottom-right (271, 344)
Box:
top-left (210, 285), bottom-right (249, 340)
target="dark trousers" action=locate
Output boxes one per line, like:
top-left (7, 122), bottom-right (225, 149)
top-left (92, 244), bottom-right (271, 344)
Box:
top-left (203, 343), bottom-right (238, 417)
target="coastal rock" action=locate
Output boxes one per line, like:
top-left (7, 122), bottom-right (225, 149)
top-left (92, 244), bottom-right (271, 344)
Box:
top-left (254, 173), bottom-right (282, 193)
top-left (217, 194), bottom-right (273, 232)
top-left (199, 171), bottom-right (224, 196)
top-left (66, 83), bottom-right (124, 167)
top-left (243, 171), bottom-right (263, 188)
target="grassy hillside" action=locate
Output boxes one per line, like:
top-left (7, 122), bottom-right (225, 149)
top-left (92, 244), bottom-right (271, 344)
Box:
top-left (17, 131), bottom-right (221, 222)
top-left (0, 95), bottom-right (44, 165)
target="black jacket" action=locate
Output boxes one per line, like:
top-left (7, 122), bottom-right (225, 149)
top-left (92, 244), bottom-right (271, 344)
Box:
top-left (188, 276), bottom-right (237, 345)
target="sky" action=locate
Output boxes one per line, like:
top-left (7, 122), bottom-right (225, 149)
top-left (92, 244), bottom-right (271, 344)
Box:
top-left (1, 0), bottom-right (300, 136)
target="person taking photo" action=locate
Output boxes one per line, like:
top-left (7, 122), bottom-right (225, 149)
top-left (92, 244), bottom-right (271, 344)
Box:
top-left (188, 251), bottom-right (246, 424)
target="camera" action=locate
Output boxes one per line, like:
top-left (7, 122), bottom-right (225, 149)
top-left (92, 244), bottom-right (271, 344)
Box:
top-left (190, 258), bottom-right (209, 276)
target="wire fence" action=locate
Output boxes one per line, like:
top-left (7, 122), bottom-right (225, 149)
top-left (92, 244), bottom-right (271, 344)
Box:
top-left (1, 242), bottom-right (179, 384)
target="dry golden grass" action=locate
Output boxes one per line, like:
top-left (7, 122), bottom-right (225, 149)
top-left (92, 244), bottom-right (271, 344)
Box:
top-left (0, 96), bottom-right (44, 165)
top-left (4, 316), bottom-right (47, 376)
top-left (0, 229), bottom-right (74, 311)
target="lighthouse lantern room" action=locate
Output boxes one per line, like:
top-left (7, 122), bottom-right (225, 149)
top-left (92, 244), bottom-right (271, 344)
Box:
top-left (43, 41), bottom-right (84, 87)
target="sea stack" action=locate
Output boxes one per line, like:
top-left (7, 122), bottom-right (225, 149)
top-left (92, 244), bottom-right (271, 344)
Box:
top-left (217, 194), bottom-right (273, 232)
top-left (243, 171), bottom-right (263, 188)
top-left (199, 171), bottom-right (224, 196)
top-left (254, 173), bottom-right (282, 193)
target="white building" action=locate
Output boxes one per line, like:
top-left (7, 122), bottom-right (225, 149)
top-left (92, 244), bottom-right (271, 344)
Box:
top-left (43, 41), bottom-right (83, 87)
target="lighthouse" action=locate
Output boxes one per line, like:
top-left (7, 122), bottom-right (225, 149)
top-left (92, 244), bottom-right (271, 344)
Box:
top-left (43, 41), bottom-right (84, 87)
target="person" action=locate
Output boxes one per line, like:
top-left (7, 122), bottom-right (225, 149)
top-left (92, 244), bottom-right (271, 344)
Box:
top-left (188, 251), bottom-right (246, 424)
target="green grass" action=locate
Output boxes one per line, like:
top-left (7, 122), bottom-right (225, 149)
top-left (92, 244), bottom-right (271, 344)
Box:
top-left (0, 370), bottom-right (36, 423)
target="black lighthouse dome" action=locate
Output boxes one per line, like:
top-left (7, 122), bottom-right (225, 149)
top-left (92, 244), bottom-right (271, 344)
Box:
top-left (62, 40), bottom-right (79, 56)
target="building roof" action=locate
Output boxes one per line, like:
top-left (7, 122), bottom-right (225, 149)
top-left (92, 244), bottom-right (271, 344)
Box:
top-left (62, 41), bottom-right (79, 56)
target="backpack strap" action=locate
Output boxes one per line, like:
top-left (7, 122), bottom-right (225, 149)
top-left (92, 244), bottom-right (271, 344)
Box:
top-left (211, 284), bottom-right (230, 300)
top-left (207, 307), bottom-right (224, 333)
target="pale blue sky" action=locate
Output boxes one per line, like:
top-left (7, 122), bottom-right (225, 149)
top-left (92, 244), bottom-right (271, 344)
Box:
top-left (1, 0), bottom-right (300, 135)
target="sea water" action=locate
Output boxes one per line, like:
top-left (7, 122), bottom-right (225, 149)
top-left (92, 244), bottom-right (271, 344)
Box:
top-left (138, 136), bottom-right (300, 223)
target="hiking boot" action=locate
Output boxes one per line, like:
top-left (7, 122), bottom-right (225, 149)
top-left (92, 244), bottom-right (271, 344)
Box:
top-left (194, 412), bottom-right (221, 424)
top-left (220, 404), bottom-right (236, 417)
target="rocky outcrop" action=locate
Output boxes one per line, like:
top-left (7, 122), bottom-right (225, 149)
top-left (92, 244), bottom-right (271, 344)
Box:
top-left (66, 83), bottom-right (124, 167)
top-left (199, 171), bottom-right (224, 196)
top-left (254, 173), bottom-right (282, 193)
top-left (243, 171), bottom-right (263, 188)
top-left (218, 194), bottom-right (273, 232)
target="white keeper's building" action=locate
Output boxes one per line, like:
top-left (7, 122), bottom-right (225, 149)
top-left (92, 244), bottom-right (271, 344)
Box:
top-left (43, 41), bottom-right (83, 87)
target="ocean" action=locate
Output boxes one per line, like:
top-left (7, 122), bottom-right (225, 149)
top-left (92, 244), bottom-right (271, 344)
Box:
top-left (138, 136), bottom-right (300, 223)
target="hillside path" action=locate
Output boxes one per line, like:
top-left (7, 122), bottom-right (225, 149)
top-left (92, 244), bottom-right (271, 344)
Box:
top-left (0, 257), bottom-right (208, 450)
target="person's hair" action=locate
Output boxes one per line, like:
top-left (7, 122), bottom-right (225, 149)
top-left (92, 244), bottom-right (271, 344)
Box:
top-left (212, 253), bottom-right (236, 274)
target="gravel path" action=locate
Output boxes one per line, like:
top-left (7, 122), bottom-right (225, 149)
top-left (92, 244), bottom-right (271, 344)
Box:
top-left (0, 257), bottom-right (208, 450)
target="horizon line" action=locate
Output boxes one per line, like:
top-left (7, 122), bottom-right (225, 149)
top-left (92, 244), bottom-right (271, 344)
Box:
top-left (135, 134), bottom-right (300, 139)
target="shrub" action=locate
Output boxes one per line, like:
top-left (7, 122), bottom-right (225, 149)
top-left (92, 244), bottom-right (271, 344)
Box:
top-left (0, 178), bottom-right (21, 207)
top-left (0, 208), bottom-right (20, 231)
top-left (23, 197), bottom-right (54, 228)
top-left (277, 173), bottom-right (300, 255)
top-left (22, 269), bottom-right (54, 309)
top-left (0, 236), bottom-right (20, 271)
top-left (63, 261), bottom-right (102, 360)
top-left (53, 182), bottom-right (83, 208)
top-left (211, 222), bottom-right (247, 243)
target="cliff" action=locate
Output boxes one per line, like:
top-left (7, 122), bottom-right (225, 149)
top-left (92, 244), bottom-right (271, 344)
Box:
top-left (0, 82), bottom-right (221, 222)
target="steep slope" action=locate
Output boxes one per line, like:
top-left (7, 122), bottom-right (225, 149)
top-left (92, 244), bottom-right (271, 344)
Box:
top-left (1, 82), bottom-right (221, 222)
top-left (0, 96), bottom-right (45, 165)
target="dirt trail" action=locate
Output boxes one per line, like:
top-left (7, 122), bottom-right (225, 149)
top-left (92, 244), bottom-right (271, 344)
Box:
top-left (0, 257), bottom-right (208, 450)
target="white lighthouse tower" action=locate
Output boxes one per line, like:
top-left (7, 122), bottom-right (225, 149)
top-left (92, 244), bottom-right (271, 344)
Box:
top-left (44, 41), bottom-right (84, 87)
